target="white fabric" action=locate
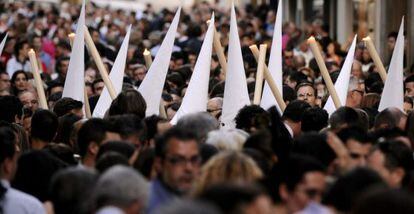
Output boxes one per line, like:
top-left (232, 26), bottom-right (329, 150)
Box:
top-left (260, 0), bottom-right (283, 112)
top-left (170, 15), bottom-right (215, 124)
top-left (221, 3), bottom-right (250, 129)
top-left (324, 35), bottom-right (357, 115)
top-left (378, 18), bottom-right (405, 112)
top-left (6, 57), bottom-right (31, 77)
top-left (93, 25), bottom-right (132, 118)
top-left (138, 7), bottom-right (181, 116)
top-left (0, 33), bottom-right (7, 59)
top-left (62, 0), bottom-right (85, 102)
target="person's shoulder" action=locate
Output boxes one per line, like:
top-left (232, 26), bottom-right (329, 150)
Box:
top-left (5, 188), bottom-right (46, 213)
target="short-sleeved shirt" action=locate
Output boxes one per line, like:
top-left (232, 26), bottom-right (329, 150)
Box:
top-left (0, 180), bottom-right (45, 214)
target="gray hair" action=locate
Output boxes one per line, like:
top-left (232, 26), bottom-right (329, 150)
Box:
top-left (176, 112), bottom-right (219, 142)
top-left (206, 129), bottom-right (249, 151)
top-left (348, 76), bottom-right (360, 92)
top-left (93, 166), bottom-right (149, 210)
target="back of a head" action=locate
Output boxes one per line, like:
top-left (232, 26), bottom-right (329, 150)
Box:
top-left (374, 107), bottom-right (405, 131)
top-left (53, 97), bottom-right (83, 117)
top-left (301, 107), bottom-right (329, 132)
top-left (176, 112), bottom-right (219, 142)
top-left (93, 166), bottom-right (149, 211)
top-left (197, 183), bottom-right (266, 214)
top-left (0, 95), bottom-right (23, 123)
top-left (96, 141), bottom-right (135, 161)
top-left (329, 106), bottom-right (360, 131)
top-left (323, 168), bottom-right (386, 212)
top-left (31, 110), bottom-right (58, 142)
top-left (279, 154), bottom-right (325, 192)
top-left (12, 150), bottom-right (67, 202)
top-left (55, 113), bottom-right (82, 145)
top-left (205, 129), bottom-right (248, 151)
top-left (235, 105), bottom-right (270, 133)
top-left (96, 152), bottom-right (130, 173)
top-left (0, 126), bottom-right (16, 164)
top-left (195, 151), bottom-right (263, 194)
top-left (50, 167), bottom-right (98, 214)
top-left (107, 89), bottom-right (147, 119)
top-left (352, 188), bottom-right (414, 214)
top-left (293, 133), bottom-right (336, 168)
top-left (282, 100), bottom-right (311, 122)
top-left (77, 118), bottom-right (108, 158)
top-left (105, 114), bottom-right (147, 142)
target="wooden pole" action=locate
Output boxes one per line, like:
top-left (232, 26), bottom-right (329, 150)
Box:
top-left (307, 36), bottom-right (342, 109)
top-left (362, 36), bottom-right (387, 82)
top-left (143, 48), bottom-right (153, 69)
top-left (249, 45), bottom-right (286, 111)
top-left (28, 49), bottom-right (48, 110)
top-left (207, 20), bottom-right (227, 75)
top-left (68, 33), bottom-right (92, 118)
top-left (83, 26), bottom-right (117, 100)
top-left (253, 44), bottom-right (267, 105)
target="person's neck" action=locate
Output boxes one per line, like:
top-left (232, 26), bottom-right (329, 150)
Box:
top-left (82, 156), bottom-right (95, 168)
top-left (31, 138), bottom-right (48, 150)
top-left (17, 55), bottom-right (26, 63)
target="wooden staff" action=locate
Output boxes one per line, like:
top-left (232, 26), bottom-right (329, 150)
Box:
top-left (143, 48), bottom-right (153, 69)
top-left (207, 20), bottom-right (227, 75)
top-left (83, 26), bottom-right (117, 100)
top-left (362, 36), bottom-right (387, 82)
top-left (28, 49), bottom-right (48, 110)
top-left (253, 44), bottom-right (267, 105)
top-left (249, 45), bottom-right (286, 111)
top-left (68, 33), bottom-right (92, 118)
top-left (307, 36), bottom-right (341, 109)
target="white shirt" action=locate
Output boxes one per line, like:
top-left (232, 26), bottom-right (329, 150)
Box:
top-left (6, 57), bottom-right (31, 77)
top-left (284, 122), bottom-right (294, 138)
top-left (0, 180), bottom-right (45, 214)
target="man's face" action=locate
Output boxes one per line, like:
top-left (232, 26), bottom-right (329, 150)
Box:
top-left (285, 171), bottom-right (326, 212)
top-left (368, 149), bottom-right (401, 188)
top-left (388, 37), bottom-right (396, 51)
top-left (405, 82), bottom-right (414, 98)
top-left (93, 81), bottom-right (105, 96)
top-left (297, 86), bottom-right (316, 106)
top-left (59, 60), bottom-right (70, 77)
top-left (0, 73), bottom-right (10, 91)
top-left (19, 92), bottom-right (38, 112)
top-left (346, 139), bottom-right (371, 168)
top-left (161, 138), bottom-right (200, 193)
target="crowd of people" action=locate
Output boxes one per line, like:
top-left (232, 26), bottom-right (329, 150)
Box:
top-left (0, 1), bottom-right (414, 214)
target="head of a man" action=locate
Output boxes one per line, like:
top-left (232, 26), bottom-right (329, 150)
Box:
top-left (18, 90), bottom-right (39, 112)
top-left (279, 154), bottom-right (326, 213)
top-left (404, 74), bottom-right (414, 98)
top-left (31, 110), bottom-right (58, 148)
top-left (282, 100), bottom-right (311, 137)
top-left (337, 127), bottom-right (372, 168)
top-left (0, 126), bottom-right (18, 181)
top-left (0, 72), bottom-right (10, 92)
top-left (155, 126), bottom-right (201, 194)
top-left (92, 78), bottom-right (105, 96)
top-left (346, 76), bottom-right (364, 108)
top-left (296, 83), bottom-right (316, 107)
top-left (53, 97), bottom-right (83, 118)
top-left (94, 166), bottom-right (148, 214)
top-left (374, 107), bottom-right (407, 131)
top-left (368, 140), bottom-right (414, 188)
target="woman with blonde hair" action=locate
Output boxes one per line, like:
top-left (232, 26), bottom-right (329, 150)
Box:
top-left (193, 151), bottom-right (263, 195)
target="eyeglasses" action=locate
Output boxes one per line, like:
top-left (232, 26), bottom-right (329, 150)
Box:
top-left (207, 108), bottom-right (221, 113)
top-left (165, 155), bottom-right (201, 167)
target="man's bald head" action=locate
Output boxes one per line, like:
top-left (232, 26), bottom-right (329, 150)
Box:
top-left (374, 107), bottom-right (407, 131)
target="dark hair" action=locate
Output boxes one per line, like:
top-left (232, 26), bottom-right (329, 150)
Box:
top-left (374, 107), bottom-right (406, 130)
top-left (53, 98), bottom-right (83, 117)
top-left (0, 95), bottom-right (24, 123)
top-left (387, 31), bottom-right (398, 39)
top-left (55, 113), bottom-right (82, 146)
top-left (235, 105), bottom-right (270, 133)
top-left (77, 118), bottom-right (108, 157)
top-left (155, 126), bottom-right (198, 159)
top-left (144, 115), bottom-right (167, 141)
top-left (96, 141), bottom-right (135, 161)
top-left (10, 70), bottom-right (29, 95)
top-left (12, 150), bottom-right (67, 202)
top-left (197, 183), bottom-right (266, 214)
top-left (323, 168), bottom-right (386, 212)
top-left (133, 148), bottom-right (155, 180)
top-left (13, 39), bottom-right (29, 57)
top-left (31, 110), bottom-right (58, 142)
top-left (329, 107), bottom-right (361, 131)
top-left (43, 143), bottom-right (77, 166)
top-left (0, 126), bottom-right (17, 208)
top-left (294, 132), bottom-right (336, 168)
top-left (295, 82), bottom-right (315, 94)
top-left (107, 89), bottom-right (146, 119)
top-left (105, 114), bottom-right (147, 145)
top-left (95, 152), bottom-right (129, 173)
top-left (283, 85), bottom-right (297, 103)
top-left (352, 188), bottom-right (414, 214)
top-left (337, 127), bottom-right (370, 144)
top-left (301, 107), bottom-right (328, 132)
top-left (267, 106), bottom-right (293, 163)
top-left (279, 154), bottom-right (325, 192)
top-left (282, 100), bottom-right (311, 122)
top-left (49, 167), bottom-right (98, 214)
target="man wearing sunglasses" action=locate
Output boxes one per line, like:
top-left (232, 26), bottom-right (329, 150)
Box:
top-left (148, 126), bottom-right (201, 213)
